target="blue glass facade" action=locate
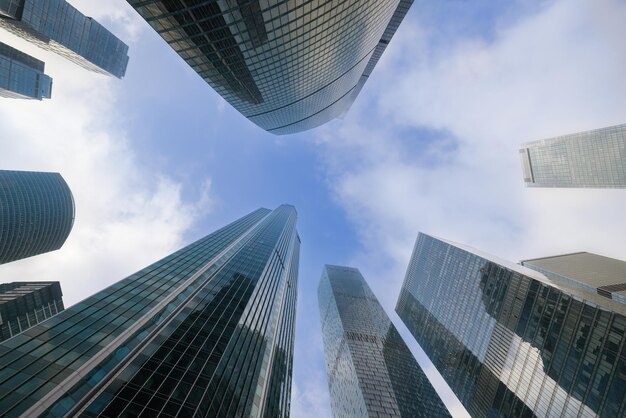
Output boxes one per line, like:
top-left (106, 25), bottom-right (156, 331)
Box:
top-left (0, 205), bottom-right (299, 418)
top-left (0, 41), bottom-right (52, 99)
top-left (127, 0), bottom-right (413, 134)
top-left (397, 233), bottom-right (626, 417)
top-left (0, 282), bottom-right (64, 342)
top-left (0, 170), bottom-right (74, 265)
top-left (0, 0), bottom-right (129, 78)
top-left (319, 265), bottom-right (450, 417)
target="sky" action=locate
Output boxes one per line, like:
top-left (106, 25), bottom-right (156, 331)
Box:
top-left (1, 0), bottom-right (626, 417)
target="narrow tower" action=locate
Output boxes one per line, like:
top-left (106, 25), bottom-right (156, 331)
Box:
top-left (0, 42), bottom-right (52, 99)
top-left (0, 0), bottom-right (129, 78)
top-left (318, 264), bottom-right (450, 417)
top-left (0, 205), bottom-right (300, 417)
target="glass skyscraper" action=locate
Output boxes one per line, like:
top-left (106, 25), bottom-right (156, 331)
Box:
top-left (318, 264), bottom-right (450, 417)
top-left (126, 0), bottom-right (413, 134)
top-left (0, 170), bottom-right (75, 265)
top-left (519, 123), bottom-right (626, 188)
top-left (397, 233), bottom-right (626, 417)
top-left (0, 0), bottom-right (129, 78)
top-left (0, 41), bottom-right (52, 99)
top-left (0, 281), bottom-right (64, 342)
top-left (0, 205), bottom-right (299, 418)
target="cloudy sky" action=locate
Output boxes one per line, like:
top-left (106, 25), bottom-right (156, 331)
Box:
top-left (1, 0), bottom-right (626, 416)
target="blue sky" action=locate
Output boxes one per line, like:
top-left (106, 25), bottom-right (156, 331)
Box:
top-left (2, 0), bottom-right (626, 416)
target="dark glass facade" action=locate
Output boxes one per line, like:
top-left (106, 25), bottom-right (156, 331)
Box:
top-left (519, 123), bottom-right (626, 188)
top-left (0, 170), bottom-right (75, 265)
top-left (0, 282), bottom-right (64, 342)
top-left (318, 265), bottom-right (450, 417)
top-left (0, 0), bottom-right (129, 78)
top-left (397, 233), bottom-right (626, 417)
top-left (127, 0), bottom-right (413, 135)
top-left (0, 205), bottom-right (299, 418)
top-left (0, 41), bottom-right (52, 99)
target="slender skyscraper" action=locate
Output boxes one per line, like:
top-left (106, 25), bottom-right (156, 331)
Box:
top-left (0, 281), bottom-right (64, 342)
top-left (397, 233), bottom-right (626, 417)
top-left (0, 170), bottom-right (75, 264)
top-left (519, 123), bottom-right (626, 188)
top-left (127, 0), bottom-right (413, 134)
top-left (0, 42), bottom-right (52, 99)
top-left (318, 265), bottom-right (450, 417)
top-left (0, 0), bottom-right (129, 78)
top-left (0, 205), bottom-right (299, 418)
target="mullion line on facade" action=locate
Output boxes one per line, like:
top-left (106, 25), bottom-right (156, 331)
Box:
top-left (95, 223), bottom-right (265, 415)
top-left (202, 215), bottom-right (290, 414)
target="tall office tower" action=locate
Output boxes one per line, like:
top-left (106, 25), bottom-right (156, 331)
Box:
top-left (522, 252), bottom-right (626, 305)
top-left (0, 0), bottom-right (129, 78)
top-left (397, 233), bottom-right (626, 417)
top-left (0, 205), bottom-right (299, 418)
top-left (127, 0), bottom-right (413, 135)
top-left (318, 265), bottom-right (450, 417)
top-left (0, 170), bottom-right (75, 265)
top-left (0, 281), bottom-right (64, 342)
top-left (519, 123), bottom-right (626, 188)
top-left (0, 41), bottom-right (52, 99)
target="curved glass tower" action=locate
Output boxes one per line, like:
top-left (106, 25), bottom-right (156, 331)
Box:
top-left (0, 205), bottom-right (299, 418)
top-left (318, 265), bottom-right (450, 417)
top-left (127, 0), bottom-right (413, 135)
top-left (397, 233), bottom-right (626, 417)
top-left (0, 170), bottom-right (74, 264)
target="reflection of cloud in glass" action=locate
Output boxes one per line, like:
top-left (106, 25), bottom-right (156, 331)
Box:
top-left (398, 233), bottom-right (626, 417)
top-left (319, 265), bottom-right (451, 417)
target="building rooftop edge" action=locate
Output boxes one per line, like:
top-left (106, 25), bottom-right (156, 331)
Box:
top-left (323, 264), bottom-right (360, 271)
top-left (419, 233), bottom-right (626, 315)
top-left (520, 122), bottom-right (626, 147)
top-left (520, 252), bottom-right (590, 264)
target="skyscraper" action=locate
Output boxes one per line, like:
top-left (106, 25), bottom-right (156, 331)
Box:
top-left (397, 233), bottom-right (626, 417)
top-left (519, 123), bottom-right (626, 188)
top-left (0, 41), bottom-right (52, 99)
top-left (0, 281), bottom-right (64, 342)
top-left (0, 205), bottom-right (299, 418)
top-left (127, 0), bottom-right (413, 134)
top-left (0, 170), bottom-right (75, 265)
top-left (318, 264), bottom-right (450, 417)
top-left (522, 252), bottom-right (626, 304)
top-left (0, 0), bottom-right (129, 78)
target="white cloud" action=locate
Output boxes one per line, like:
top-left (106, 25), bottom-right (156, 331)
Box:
top-left (0, 30), bottom-right (212, 306)
top-left (66, 0), bottom-right (145, 42)
top-left (311, 0), bottom-right (626, 415)
top-left (319, 0), bottom-right (626, 266)
top-left (291, 368), bottom-right (333, 418)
